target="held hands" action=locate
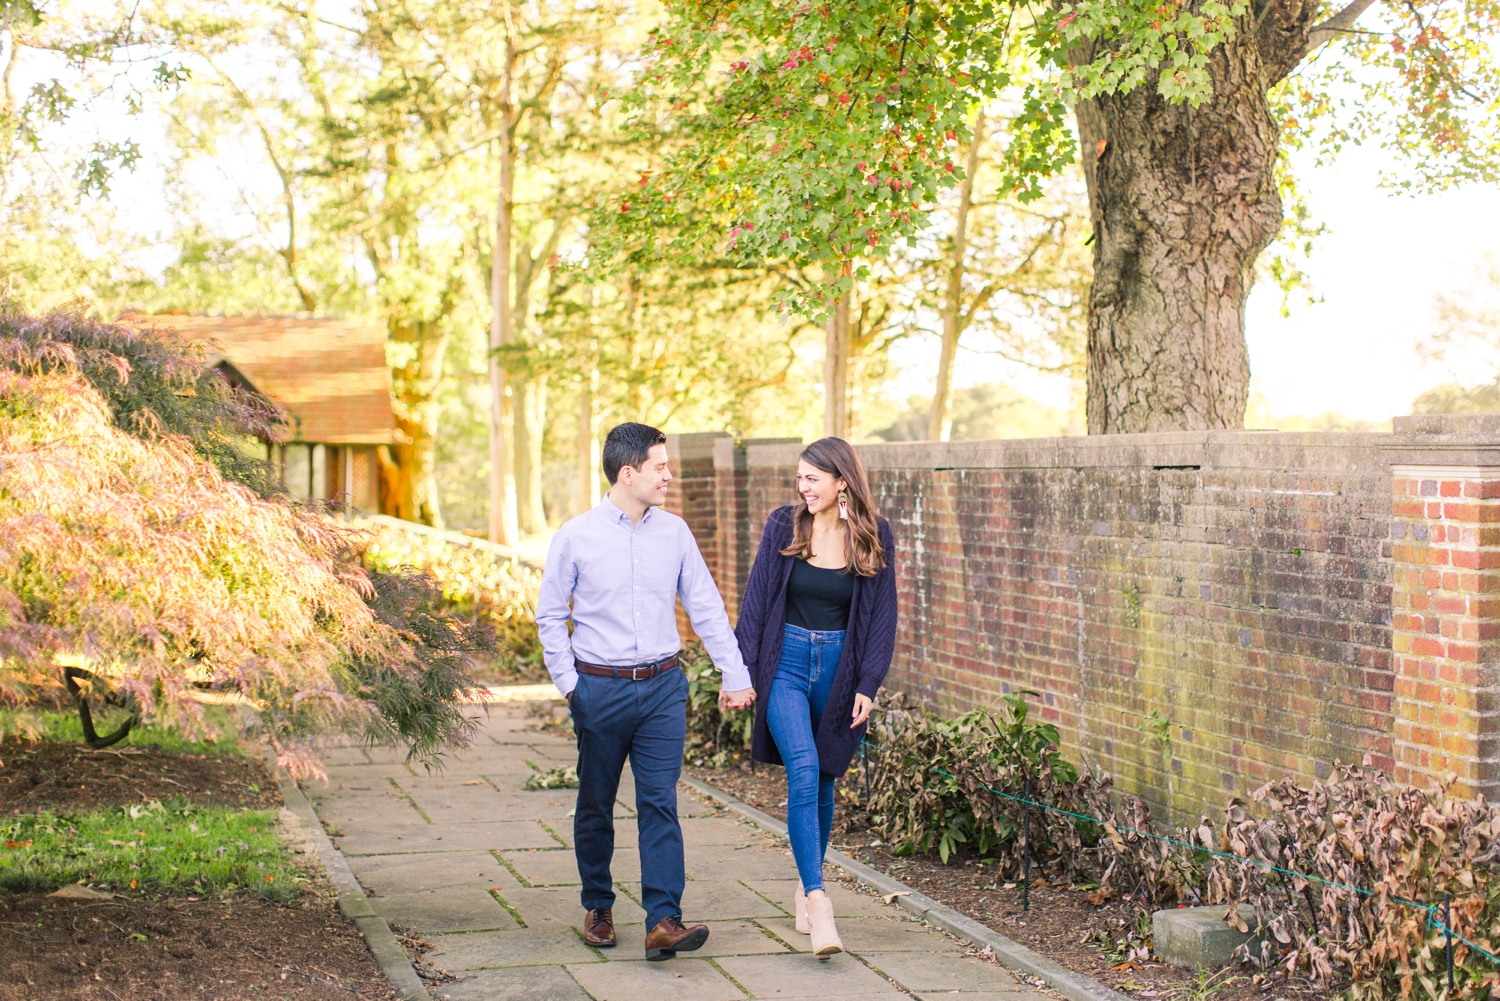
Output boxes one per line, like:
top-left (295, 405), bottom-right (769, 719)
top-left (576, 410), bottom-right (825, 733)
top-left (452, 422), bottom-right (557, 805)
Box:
top-left (719, 687), bottom-right (756, 711)
top-left (851, 694), bottom-right (875, 728)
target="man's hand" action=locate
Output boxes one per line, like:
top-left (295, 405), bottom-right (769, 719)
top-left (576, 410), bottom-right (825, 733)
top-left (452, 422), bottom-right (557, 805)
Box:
top-left (851, 694), bottom-right (875, 728)
top-left (719, 687), bottom-right (756, 711)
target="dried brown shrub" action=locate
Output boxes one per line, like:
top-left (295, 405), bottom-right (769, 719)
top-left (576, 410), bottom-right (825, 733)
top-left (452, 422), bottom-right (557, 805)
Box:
top-left (1210, 764), bottom-right (1500, 998)
top-left (0, 315), bottom-right (480, 777)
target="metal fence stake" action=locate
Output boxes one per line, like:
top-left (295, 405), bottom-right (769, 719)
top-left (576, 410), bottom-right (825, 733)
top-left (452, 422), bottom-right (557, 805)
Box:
top-left (1447, 892), bottom-right (1455, 994)
top-left (1022, 774), bottom-right (1032, 913)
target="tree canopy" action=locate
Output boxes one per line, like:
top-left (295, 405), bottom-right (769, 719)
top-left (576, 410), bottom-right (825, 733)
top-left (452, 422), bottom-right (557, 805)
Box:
top-left (597, 0), bottom-right (1500, 430)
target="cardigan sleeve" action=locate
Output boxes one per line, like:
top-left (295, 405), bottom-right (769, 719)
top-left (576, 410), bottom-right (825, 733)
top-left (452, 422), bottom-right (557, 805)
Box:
top-left (855, 518), bottom-right (899, 699)
top-left (734, 507), bottom-right (791, 673)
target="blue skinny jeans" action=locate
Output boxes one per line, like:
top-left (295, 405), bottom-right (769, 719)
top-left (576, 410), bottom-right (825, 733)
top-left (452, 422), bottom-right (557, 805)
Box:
top-left (765, 623), bottom-right (842, 894)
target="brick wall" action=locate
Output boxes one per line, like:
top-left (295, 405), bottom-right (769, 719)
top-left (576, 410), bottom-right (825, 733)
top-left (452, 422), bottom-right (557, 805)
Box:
top-left (671, 416), bottom-right (1500, 822)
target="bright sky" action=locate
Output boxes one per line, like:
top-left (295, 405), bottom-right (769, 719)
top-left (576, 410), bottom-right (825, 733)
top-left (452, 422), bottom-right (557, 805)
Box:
top-left (889, 140), bottom-right (1500, 424)
top-left (1243, 144), bottom-right (1500, 422)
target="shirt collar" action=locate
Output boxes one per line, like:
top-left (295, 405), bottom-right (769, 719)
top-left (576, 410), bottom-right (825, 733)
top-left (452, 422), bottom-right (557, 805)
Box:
top-left (600, 492), bottom-right (655, 525)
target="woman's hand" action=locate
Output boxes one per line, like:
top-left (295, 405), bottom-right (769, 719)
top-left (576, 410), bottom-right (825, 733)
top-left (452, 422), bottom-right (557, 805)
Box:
top-left (851, 694), bottom-right (874, 728)
top-left (720, 687), bottom-right (756, 711)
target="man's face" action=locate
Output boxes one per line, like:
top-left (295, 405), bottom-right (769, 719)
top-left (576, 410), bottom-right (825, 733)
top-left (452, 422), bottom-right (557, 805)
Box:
top-left (620, 443), bottom-right (671, 507)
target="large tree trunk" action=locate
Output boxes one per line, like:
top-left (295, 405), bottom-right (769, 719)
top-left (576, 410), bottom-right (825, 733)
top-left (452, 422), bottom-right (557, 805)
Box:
top-left (928, 110), bottom-right (986, 442)
top-left (382, 318), bottom-right (448, 526)
top-left (1077, 32), bottom-right (1282, 434)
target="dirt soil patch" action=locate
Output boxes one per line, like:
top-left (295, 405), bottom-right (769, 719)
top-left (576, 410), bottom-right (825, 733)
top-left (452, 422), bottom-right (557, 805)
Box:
top-left (688, 763), bottom-right (1330, 1001)
top-left (0, 739), bottom-right (281, 815)
top-left (0, 888), bottom-right (397, 1001)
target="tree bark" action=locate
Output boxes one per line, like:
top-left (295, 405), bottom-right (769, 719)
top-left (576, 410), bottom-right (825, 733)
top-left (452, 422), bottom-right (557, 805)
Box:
top-left (1078, 32), bottom-right (1283, 434)
top-left (488, 38), bottom-right (519, 546)
top-left (928, 110), bottom-right (986, 442)
top-left (824, 289), bottom-right (852, 438)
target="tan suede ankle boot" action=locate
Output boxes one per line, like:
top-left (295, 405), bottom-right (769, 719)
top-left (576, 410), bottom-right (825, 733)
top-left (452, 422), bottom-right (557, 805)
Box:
top-left (794, 885), bottom-right (809, 934)
top-left (806, 890), bottom-right (842, 958)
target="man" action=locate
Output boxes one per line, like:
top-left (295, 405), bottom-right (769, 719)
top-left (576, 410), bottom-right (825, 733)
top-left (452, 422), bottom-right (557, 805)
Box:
top-left (536, 422), bottom-right (756, 961)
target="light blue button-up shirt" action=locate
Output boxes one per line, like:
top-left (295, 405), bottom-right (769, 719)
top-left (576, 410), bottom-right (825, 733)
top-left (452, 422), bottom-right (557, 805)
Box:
top-left (536, 494), bottom-right (752, 697)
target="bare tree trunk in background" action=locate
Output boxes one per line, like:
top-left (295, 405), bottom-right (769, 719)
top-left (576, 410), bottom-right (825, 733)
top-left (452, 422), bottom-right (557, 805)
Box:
top-left (514, 376), bottom-right (547, 532)
top-left (823, 289), bottom-right (852, 439)
top-left (927, 110), bottom-right (986, 442)
top-left (381, 318), bottom-right (448, 526)
top-left (488, 37), bottom-right (519, 546)
top-left (511, 224), bottom-right (563, 536)
top-left (576, 364), bottom-right (598, 514)
top-left (1077, 32), bottom-right (1281, 433)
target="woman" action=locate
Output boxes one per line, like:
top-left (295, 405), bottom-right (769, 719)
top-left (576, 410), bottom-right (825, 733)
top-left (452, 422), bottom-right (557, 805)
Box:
top-left (734, 437), bottom-right (898, 958)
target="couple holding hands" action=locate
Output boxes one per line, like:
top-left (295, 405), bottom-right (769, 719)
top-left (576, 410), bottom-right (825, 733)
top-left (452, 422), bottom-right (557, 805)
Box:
top-left (536, 423), bottom-right (898, 961)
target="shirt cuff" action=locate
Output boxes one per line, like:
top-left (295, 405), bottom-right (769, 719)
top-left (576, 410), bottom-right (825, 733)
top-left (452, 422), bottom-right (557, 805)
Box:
top-left (552, 669), bottom-right (578, 698)
top-left (718, 662), bottom-right (753, 693)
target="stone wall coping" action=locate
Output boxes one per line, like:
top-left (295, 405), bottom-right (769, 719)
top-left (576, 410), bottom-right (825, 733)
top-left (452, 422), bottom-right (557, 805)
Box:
top-left (745, 441), bottom-right (808, 468)
top-left (738, 429), bottom-right (1500, 472)
top-left (665, 430), bottom-right (730, 461)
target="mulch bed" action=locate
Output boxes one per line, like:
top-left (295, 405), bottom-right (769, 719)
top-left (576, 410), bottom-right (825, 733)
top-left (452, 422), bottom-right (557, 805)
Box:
top-left (0, 738), bottom-right (281, 815)
top-left (0, 739), bottom-right (398, 1001)
top-left (688, 762), bottom-right (1329, 1001)
top-left (0, 888), bottom-right (398, 1001)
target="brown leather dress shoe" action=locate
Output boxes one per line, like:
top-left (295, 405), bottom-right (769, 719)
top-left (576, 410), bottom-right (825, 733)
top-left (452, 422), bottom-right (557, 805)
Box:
top-left (644, 916), bottom-right (710, 961)
top-left (583, 907), bottom-right (616, 947)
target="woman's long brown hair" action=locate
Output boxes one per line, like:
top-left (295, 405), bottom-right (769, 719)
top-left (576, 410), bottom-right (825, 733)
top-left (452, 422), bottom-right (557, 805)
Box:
top-left (779, 437), bottom-right (885, 577)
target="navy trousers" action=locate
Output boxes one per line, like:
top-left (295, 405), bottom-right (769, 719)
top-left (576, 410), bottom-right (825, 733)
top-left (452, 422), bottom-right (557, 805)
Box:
top-left (569, 666), bottom-right (689, 929)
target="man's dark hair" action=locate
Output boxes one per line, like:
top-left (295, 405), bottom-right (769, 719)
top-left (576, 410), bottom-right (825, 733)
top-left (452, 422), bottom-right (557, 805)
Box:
top-left (602, 422), bottom-right (667, 485)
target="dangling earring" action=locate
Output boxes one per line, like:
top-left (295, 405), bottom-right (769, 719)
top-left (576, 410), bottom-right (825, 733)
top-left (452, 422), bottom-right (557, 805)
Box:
top-left (837, 489), bottom-right (849, 520)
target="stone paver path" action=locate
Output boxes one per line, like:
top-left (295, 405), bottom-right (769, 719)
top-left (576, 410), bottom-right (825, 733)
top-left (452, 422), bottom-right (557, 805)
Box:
top-left (309, 703), bottom-right (1056, 1001)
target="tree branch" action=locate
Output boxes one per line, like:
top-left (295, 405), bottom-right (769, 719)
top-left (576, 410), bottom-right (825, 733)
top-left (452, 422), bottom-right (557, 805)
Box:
top-left (1306, 0), bottom-right (1378, 48)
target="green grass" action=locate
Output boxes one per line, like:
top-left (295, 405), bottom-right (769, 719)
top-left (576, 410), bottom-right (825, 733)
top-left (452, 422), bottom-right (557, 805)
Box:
top-left (0, 801), bottom-right (304, 900)
top-left (0, 708), bottom-right (244, 756)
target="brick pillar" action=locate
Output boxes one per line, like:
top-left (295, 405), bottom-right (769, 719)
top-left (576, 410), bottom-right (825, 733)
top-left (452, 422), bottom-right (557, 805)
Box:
top-left (1390, 464), bottom-right (1500, 798)
top-left (714, 437), bottom-right (748, 621)
top-left (665, 432), bottom-right (730, 639)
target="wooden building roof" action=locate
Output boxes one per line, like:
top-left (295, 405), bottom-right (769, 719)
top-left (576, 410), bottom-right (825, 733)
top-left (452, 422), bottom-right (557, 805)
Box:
top-left (137, 314), bottom-right (397, 445)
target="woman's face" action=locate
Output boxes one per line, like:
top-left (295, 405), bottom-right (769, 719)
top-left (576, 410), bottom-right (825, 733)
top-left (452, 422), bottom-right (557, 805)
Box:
top-left (797, 459), bottom-right (846, 516)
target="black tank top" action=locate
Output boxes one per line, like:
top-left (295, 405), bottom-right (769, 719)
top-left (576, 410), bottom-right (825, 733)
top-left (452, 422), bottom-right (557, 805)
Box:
top-left (785, 559), bottom-right (854, 631)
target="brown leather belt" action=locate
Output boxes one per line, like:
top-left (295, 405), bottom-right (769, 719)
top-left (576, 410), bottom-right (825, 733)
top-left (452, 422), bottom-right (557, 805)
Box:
top-left (574, 654), bottom-right (679, 681)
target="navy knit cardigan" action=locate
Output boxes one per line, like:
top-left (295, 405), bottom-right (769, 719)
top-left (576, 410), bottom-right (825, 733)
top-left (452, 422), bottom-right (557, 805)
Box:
top-left (733, 505), bottom-right (898, 777)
